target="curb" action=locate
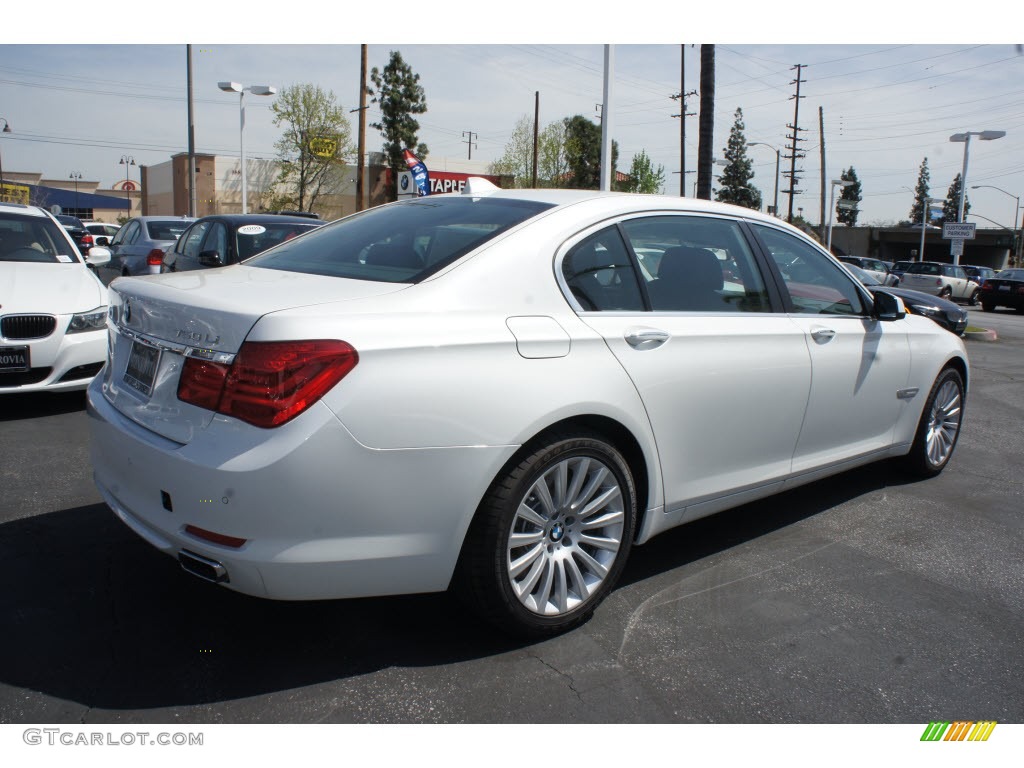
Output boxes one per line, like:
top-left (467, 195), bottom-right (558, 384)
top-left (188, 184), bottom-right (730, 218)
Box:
top-left (964, 328), bottom-right (998, 342)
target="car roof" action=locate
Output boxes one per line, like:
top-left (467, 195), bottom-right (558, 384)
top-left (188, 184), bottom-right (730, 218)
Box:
top-left (194, 214), bottom-right (325, 224)
top-left (0, 202), bottom-right (50, 218)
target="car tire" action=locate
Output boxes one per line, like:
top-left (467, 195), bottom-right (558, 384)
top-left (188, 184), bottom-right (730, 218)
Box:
top-left (940, 286), bottom-right (953, 299)
top-left (981, 302), bottom-right (995, 312)
top-left (969, 289), bottom-right (980, 306)
top-left (903, 368), bottom-right (964, 478)
top-left (455, 430), bottom-right (637, 638)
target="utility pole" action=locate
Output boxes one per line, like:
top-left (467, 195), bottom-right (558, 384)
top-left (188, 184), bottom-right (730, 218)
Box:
top-left (462, 131), bottom-right (478, 160)
top-left (818, 106), bottom-right (826, 241)
top-left (532, 91), bottom-right (539, 188)
top-left (600, 45), bottom-right (614, 192)
top-left (186, 44), bottom-right (196, 217)
top-left (355, 44), bottom-right (368, 211)
top-left (782, 63), bottom-right (807, 223)
top-left (696, 44), bottom-right (715, 200)
top-left (671, 45), bottom-right (697, 197)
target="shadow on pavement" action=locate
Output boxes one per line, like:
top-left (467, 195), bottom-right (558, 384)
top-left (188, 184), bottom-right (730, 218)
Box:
top-left (0, 462), bottom-right (922, 713)
top-left (0, 390), bottom-right (88, 422)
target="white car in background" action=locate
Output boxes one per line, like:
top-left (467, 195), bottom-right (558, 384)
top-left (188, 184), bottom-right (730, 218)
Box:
top-left (1, 203), bottom-right (110, 393)
top-left (88, 184), bottom-right (968, 637)
top-left (899, 261), bottom-right (981, 304)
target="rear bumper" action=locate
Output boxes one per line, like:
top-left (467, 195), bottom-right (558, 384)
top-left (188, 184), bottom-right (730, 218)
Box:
top-left (87, 377), bottom-right (517, 600)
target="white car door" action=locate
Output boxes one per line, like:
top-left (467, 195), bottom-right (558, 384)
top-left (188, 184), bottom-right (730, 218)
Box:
top-left (751, 224), bottom-right (911, 473)
top-left (560, 215), bottom-right (812, 515)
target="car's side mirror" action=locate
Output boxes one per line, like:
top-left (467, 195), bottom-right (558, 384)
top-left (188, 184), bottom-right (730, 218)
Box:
top-left (198, 249), bottom-right (223, 267)
top-left (86, 247), bottom-right (112, 268)
top-left (873, 290), bottom-right (906, 321)
top-left (94, 236), bottom-right (109, 246)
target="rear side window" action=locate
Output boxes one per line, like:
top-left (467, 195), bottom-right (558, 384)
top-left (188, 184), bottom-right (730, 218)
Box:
top-left (562, 227), bottom-right (645, 311)
top-left (620, 215), bottom-right (770, 312)
top-left (248, 197), bottom-right (554, 283)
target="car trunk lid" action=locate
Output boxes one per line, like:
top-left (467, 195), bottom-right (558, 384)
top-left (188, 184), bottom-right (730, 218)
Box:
top-left (100, 266), bottom-right (406, 443)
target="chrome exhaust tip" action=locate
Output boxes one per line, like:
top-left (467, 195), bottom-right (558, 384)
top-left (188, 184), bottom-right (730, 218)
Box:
top-left (178, 549), bottom-right (229, 584)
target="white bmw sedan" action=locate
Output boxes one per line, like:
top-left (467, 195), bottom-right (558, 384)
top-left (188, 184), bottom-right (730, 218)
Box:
top-left (88, 184), bottom-right (968, 637)
top-left (1, 203), bottom-right (109, 393)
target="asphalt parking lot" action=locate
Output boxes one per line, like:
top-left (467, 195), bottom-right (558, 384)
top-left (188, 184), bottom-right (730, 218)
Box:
top-left (1, 307), bottom-right (1022, 724)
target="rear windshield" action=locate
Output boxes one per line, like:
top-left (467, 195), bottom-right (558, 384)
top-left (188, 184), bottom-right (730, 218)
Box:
top-left (906, 262), bottom-right (941, 275)
top-left (146, 220), bottom-right (192, 242)
top-left (236, 222), bottom-right (322, 261)
top-left (0, 212), bottom-right (81, 263)
top-left (247, 196), bottom-right (554, 283)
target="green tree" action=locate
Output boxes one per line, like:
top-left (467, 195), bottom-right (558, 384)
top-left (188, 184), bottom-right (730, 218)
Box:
top-left (909, 157), bottom-right (931, 224)
top-left (490, 117), bottom-right (571, 188)
top-left (271, 83), bottom-right (354, 213)
top-left (942, 173), bottom-right (970, 222)
top-left (715, 108), bottom-right (762, 210)
top-left (489, 115), bottom-right (534, 188)
top-left (562, 114), bottom-right (617, 190)
top-left (369, 50), bottom-right (428, 179)
top-left (837, 166), bottom-right (862, 226)
top-left (537, 120), bottom-right (568, 188)
top-left (621, 150), bottom-right (665, 194)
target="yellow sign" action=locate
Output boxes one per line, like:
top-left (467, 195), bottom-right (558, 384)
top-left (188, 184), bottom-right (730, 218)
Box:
top-left (308, 136), bottom-right (338, 158)
top-left (0, 182), bottom-right (30, 204)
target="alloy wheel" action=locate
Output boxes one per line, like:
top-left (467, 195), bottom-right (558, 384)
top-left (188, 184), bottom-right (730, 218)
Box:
top-left (506, 456), bottom-right (625, 616)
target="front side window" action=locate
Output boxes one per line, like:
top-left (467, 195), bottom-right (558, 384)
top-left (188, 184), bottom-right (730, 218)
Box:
top-left (179, 221), bottom-right (211, 259)
top-left (620, 215), bottom-right (770, 312)
top-left (204, 222), bottom-right (229, 261)
top-left (753, 225), bottom-right (867, 316)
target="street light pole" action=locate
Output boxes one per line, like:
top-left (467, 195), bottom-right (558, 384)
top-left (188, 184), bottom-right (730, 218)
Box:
top-left (119, 155), bottom-right (135, 219)
top-left (219, 81), bottom-right (277, 214)
top-left (919, 197), bottom-right (943, 262)
top-left (949, 130), bottom-right (1005, 264)
top-left (972, 184), bottom-right (1021, 265)
top-left (69, 171), bottom-right (82, 216)
top-left (749, 142), bottom-right (780, 217)
top-left (826, 179), bottom-right (853, 253)
top-left (0, 118), bottom-right (11, 201)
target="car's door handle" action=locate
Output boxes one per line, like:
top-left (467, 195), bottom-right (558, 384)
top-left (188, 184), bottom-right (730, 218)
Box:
top-left (624, 329), bottom-right (670, 349)
top-left (811, 328), bottom-right (836, 343)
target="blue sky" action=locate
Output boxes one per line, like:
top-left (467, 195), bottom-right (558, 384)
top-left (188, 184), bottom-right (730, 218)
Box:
top-left (2, 3), bottom-right (1021, 227)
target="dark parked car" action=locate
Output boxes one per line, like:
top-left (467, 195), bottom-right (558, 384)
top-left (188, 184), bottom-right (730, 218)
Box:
top-left (979, 268), bottom-right (1024, 313)
top-left (963, 264), bottom-right (996, 286)
top-left (847, 264), bottom-right (968, 336)
top-left (55, 214), bottom-right (93, 255)
top-left (161, 214), bottom-right (325, 273)
top-left (890, 260), bottom-right (914, 280)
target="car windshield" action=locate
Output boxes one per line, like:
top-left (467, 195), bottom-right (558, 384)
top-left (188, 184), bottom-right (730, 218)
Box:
top-left (846, 264), bottom-right (881, 286)
top-left (906, 262), bottom-right (941, 275)
top-left (0, 212), bottom-right (82, 263)
top-left (145, 220), bottom-right (192, 242)
top-left (996, 269), bottom-right (1024, 280)
top-left (248, 196), bottom-right (555, 283)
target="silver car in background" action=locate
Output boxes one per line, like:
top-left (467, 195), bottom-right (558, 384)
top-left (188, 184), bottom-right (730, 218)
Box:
top-left (97, 216), bottom-right (194, 285)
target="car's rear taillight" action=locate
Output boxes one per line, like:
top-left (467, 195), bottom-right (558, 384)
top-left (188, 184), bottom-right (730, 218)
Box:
top-left (981, 281), bottom-right (993, 291)
top-left (177, 340), bottom-right (358, 428)
top-left (935, 278), bottom-right (943, 287)
top-left (147, 249), bottom-right (165, 266)
top-left (81, 233), bottom-right (94, 247)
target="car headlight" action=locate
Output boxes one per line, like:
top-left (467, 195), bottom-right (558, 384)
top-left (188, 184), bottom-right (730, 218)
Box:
top-left (67, 307), bottom-right (108, 334)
